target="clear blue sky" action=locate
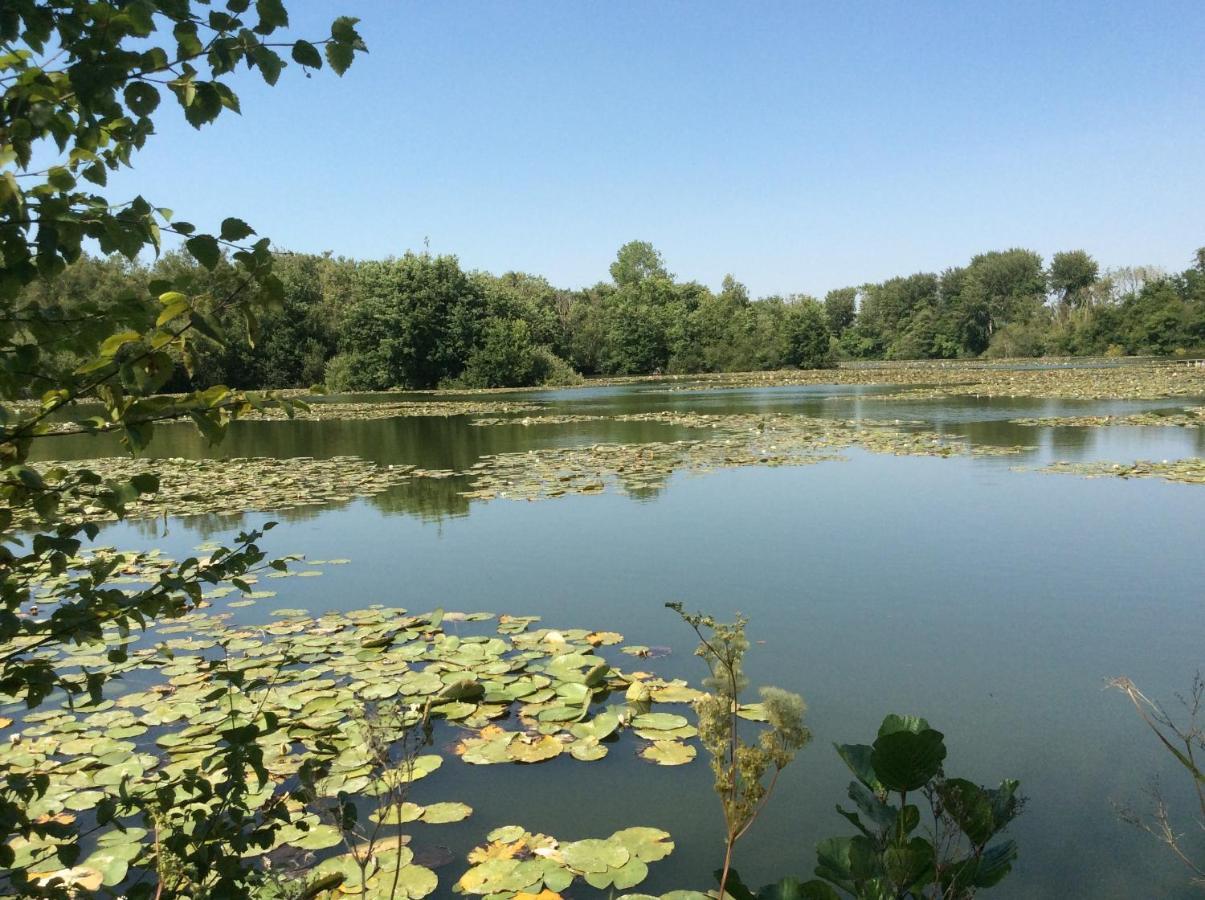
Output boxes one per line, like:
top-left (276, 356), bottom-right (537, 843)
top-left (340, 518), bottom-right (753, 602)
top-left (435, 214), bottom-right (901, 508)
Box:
top-left (110, 1), bottom-right (1205, 298)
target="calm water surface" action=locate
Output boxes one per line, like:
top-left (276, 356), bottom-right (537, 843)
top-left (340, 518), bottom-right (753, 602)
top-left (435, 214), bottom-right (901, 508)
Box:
top-left (32, 383), bottom-right (1205, 898)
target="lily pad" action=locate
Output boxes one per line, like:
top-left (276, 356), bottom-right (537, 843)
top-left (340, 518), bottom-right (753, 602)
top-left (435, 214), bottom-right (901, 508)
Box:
top-left (640, 741), bottom-right (697, 766)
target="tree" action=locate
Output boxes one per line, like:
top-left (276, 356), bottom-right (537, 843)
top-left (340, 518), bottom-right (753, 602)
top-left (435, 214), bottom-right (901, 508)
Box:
top-left (824, 287), bottom-right (857, 335)
top-left (609, 240), bottom-right (670, 287)
top-left (718, 274), bottom-right (750, 306)
top-left (784, 297), bottom-right (834, 368)
top-left (962, 249), bottom-right (1047, 339)
top-left (1049, 250), bottom-right (1099, 309)
top-left (1, 3), bottom-right (365, 894)
top-left (600, 290), bottom-right (672, 374)
top-left (339, 253), bottom-right (486, 389)
top-left (460, 317), bottom-right (539, 387)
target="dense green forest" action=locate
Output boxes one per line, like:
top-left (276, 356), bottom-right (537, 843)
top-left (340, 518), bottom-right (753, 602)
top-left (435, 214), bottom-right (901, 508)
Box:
top-left (26, 241), bottom-right (1205, 392)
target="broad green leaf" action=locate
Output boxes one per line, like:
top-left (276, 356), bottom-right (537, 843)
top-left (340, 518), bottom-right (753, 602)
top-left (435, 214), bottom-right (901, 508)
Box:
top-left (870, 728), bottom-right (946, 793)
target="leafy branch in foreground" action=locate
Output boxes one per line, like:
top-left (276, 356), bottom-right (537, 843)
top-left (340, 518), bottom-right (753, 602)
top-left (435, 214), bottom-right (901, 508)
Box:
top-left (666, 602), bottom-right (811, 900)
top-left (2, 1), bottom-right (367, 895)
top-left (1111, 674), bottom-right (1205, 888)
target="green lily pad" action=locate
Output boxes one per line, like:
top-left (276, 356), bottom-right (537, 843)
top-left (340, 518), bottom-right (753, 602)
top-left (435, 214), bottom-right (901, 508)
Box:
top-left (631, 713), bottom-right (689, 731)
top-left (507, 734), bottom-right (563, 763)
top-left (561, 838), bottom-right (630, 873)
top-left (639, 741), bottom-right (696, 766)
top-left (420, 801), bottom-right (472, 824)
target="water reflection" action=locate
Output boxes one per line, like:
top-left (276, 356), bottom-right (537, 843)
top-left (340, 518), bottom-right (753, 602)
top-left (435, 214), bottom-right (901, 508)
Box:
top-left (30, 385), bottom-right (1204, 528)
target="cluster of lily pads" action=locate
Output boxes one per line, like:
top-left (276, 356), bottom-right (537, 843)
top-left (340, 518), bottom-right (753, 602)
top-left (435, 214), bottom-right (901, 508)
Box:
top-left (19, 455), bottom-right (418, 522)
top-left (1, 561), bottom-right (714, 898)
top-left (626, 359), bottom-right (1205, 400)
top-left (1009, 407), bottom-right (1205, 428)
top-left (470, 414), bottom-right (612, 428)
top-left (858, 364), bottom-right (1205, 402)
top-left (455, 825), bottom-right (675, 896)
top-left (1033, 458), bottom-right (1205, 485)
top-left (457, 412), bottom-right (1027, 502)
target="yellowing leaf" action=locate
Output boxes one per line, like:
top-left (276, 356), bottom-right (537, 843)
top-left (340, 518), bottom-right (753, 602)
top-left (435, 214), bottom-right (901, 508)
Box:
top-left (515, 890), bottom-right (562, 900)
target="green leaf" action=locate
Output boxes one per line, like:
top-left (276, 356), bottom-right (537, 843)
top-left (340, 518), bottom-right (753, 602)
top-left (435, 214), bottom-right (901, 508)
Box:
top-left (942, 840), bottom-right (1018, 891)
top-left (173, 21), bottom-right (203, 56)
top-left (47, 166), bottom-right (75, 191)
top-left (419, 801), bottom-right (472, 824)
top-left (813, 836), bottom-right (855, 890)
top-left (717, 868), bottom-right (756, 900)
top-left (877, 714), bottom-right (931, 737)
top-left (124, 83), bottom-right (160, 117)
top-left (331, 16), bottom-right (362, 43)
top-left (157, 298), bottom-right (191, 326)
top-left (326, 41), bottom-right (354, 76)
top-left (220, 217), bottom-right (255, 241)
top-left (99, 331), bottom-right (141, 358)
top-left (972, 840), bottom-right (1018, 888)
top-left (840, 781), bottom-right (896, 835)
top-left (758, 878), bottom-right (840, 900)
top-left (185, 235), bottom-right (220, 270)
top-left (883, 837), bottom-right (934, 890)
top-left (936, 778), bottom-right (994, 844)
top-left (870, 728), bottom-right (947, 793)
top-left (292, 40), bottom-right (322, 68)
top-left (182, 81), bottom-right (223, 127)
top-left (253, 45), bottom-right (284, 85)
top-left (561, 838), bottom-right (629, 873)
top-left (834, 743), bottom-right (883, 792)
top-left (255, 0), bottom-right (289, 32)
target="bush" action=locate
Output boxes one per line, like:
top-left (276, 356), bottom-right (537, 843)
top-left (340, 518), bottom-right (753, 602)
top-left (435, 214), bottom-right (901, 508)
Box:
top-left (531, 347), bottom-right (583, 386)
top-left (458, 318), bottom-right (539, 388)
top-left (983, 321), bottom-right (1048, 358)
top-left (323, 353), bottom-right (358, 393)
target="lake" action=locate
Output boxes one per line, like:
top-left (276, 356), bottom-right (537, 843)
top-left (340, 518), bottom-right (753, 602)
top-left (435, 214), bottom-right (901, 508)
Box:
top-left (29, 380), bottom-right (1205, 899)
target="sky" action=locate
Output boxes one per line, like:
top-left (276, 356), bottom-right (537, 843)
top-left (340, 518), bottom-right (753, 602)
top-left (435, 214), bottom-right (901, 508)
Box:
top-left (104, 0), bottom-right (1205, 298)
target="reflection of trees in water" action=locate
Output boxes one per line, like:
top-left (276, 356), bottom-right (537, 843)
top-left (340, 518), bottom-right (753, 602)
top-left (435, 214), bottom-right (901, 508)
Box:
top-left (368, 478), bottom-right (472, 523)
top-left (1046, 424), bottom-right (1096, 456)
top-left (141, 505), bottom-right (325, 541)
top-left (31, 411), bottom-right (698, 471)
top-left (613, 474), bottom-right (669, 501)
top-left (30, 395), bottom-right (1201, 532)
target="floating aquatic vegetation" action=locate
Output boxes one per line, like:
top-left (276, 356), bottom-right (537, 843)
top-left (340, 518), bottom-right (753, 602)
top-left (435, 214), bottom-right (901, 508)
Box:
top-left (470, 414), bottom-right (612, 427)
top-left (1009, 407), bottom-right (1205, 428)
top-left (1032, 458), bottom-right (1205, 485)
top-left (456, 825), bottom-right (674, 895)
top-left (854, 363), bottom-right (1205, 402)
top-left (606, 359), bottom-right (1205, 400)
top-left (239, 399), bottom-right (543, 422)
top-left (639, 741), bottom-right (696, 766)
top-left (457, 413), bottom-right (1027, 502)
top-left (0, 589), bottom-right (698, 896)
top-left (16, 455), bottom-right (416, 523)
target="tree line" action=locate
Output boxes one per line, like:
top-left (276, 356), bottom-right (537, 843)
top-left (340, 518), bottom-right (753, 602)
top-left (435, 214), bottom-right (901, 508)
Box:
top-left (24, 241), bottom-right (1205, 392)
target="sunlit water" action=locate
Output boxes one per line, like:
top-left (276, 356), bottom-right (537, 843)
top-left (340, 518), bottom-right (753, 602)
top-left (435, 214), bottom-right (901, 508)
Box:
top-left (29, 383), bottom-right (1205, 898)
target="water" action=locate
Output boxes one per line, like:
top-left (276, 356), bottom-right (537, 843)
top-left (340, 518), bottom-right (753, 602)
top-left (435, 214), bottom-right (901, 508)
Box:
top-left (29, 383), bottom-right (1205, 898)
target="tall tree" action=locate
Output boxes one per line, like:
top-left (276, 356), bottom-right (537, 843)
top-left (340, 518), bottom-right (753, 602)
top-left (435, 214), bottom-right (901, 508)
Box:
top-left (1049, 250), bottom-right (1099, 309)
top-left (609, 240), bottom-right (671, 287)
top-left (824, 287), bottom-right (857, 335)
top-left (337, 253), bottom-right (486, 390)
